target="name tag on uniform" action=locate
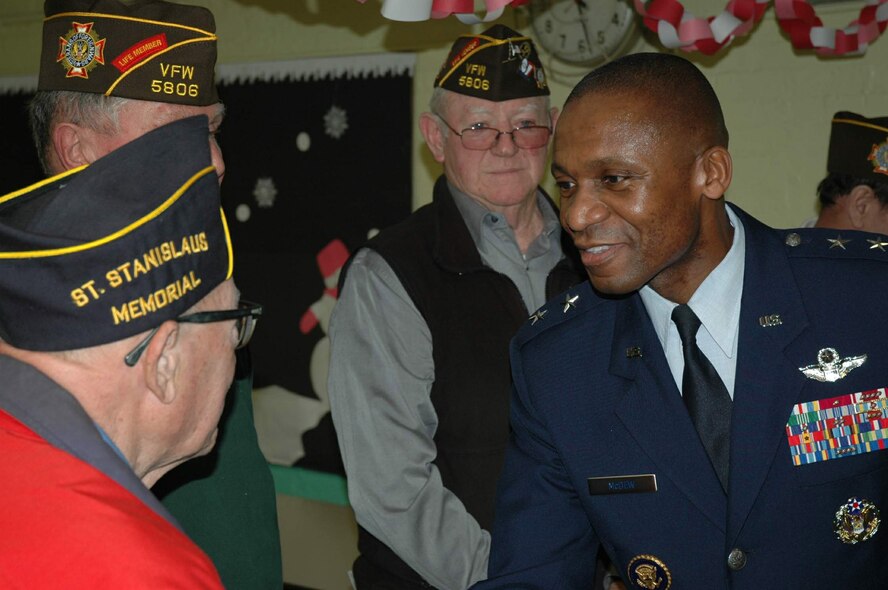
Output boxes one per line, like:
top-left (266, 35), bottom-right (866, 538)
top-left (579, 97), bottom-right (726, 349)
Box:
top-left (587, 474), bottom-right (657, 495)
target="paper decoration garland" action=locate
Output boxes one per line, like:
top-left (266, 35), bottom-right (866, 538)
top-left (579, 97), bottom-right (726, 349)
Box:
top-left (774, 0), bottom-right (888, 56)
top-left (355, 0), bottom-right (528, 23)
top-left (633, 0), bottom-right (769, 55)
top-left (634, 0), bottom-right (888, 56)
top-left (354, 0), bottom-right (888, 58)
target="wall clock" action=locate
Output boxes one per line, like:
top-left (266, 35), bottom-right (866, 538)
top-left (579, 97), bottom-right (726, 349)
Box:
top-left (528, 0), bottom-right (637, 67)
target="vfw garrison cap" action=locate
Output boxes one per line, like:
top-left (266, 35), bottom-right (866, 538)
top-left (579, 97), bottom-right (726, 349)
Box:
top-left (434, 24), bottom-right (549, 101)
top-left (39, 0), bottom-right (218, 105)
top-left (828, 111), bottom-right (888, 180)
top-left (0, 116), bottom-right (233, 352)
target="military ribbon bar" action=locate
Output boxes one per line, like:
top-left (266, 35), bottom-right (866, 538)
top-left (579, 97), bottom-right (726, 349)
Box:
top-left (786, 387), bottom-right (888, 465)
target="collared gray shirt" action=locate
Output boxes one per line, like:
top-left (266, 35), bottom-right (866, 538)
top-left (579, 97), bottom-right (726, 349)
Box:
top-left (327, 187), bottom-right (564, 590)
top-left (450, 182), bottom-right (565, 313)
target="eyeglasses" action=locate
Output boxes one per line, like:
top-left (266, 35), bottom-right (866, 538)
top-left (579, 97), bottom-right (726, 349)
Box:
top-left (124, 300), bottom-right (263, 367)
top-left (434, 114), bottom-right (551, 151)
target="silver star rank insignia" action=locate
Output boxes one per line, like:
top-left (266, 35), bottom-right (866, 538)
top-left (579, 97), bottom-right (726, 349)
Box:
top-left (799, 347), bottom-right (867, 382)
top-left (529, 309), bottom-right (548, 325)
top-left (562, 293), bottom-right (579, 313)
top-left (867, 236), bottom-right (888, 251)
top-left (827, 235), bottom-right (851, 249)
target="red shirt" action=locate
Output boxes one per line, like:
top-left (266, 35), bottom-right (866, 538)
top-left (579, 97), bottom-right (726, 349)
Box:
top-left (0, 409), bottom-right (223, 589)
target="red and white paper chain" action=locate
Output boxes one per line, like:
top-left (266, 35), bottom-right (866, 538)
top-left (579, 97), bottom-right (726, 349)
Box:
top-left (355, 0), bottom-right (888, 57)
top-left (633, 0), bottom-right (770, 55)
top-left (355, 0), bottom-right (528, 24)
top-left (774, 0), bottom-right (888, 56)
top-left (634, 0), bottom-right (888, 56)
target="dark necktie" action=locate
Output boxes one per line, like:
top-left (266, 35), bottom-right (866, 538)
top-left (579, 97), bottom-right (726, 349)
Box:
top-left (671, 304), bottom-right (732, 492)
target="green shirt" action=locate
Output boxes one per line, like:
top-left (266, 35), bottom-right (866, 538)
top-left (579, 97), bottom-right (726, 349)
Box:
top-left (153, 360), bottom-right (282, 589)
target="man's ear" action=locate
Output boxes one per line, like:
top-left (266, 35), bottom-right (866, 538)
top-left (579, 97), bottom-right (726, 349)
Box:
top-left (846, 184), bottom-right (878, 230)
top-left (51, 123), bottom-right (97, 170)
top-left (699, 146), bottom-right (733, 201)
top-left (142, 321), bottom-right (181, 405)
top-left (419, 112), bottom-right (446, 163)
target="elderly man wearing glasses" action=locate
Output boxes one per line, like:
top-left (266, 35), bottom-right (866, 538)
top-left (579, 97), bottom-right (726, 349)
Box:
top-left (0, 116), bottom-right (260, 587)
top-left (27, 1), bottom-right (280, 586)
top-left (328, 24), bottom-right (585, 590)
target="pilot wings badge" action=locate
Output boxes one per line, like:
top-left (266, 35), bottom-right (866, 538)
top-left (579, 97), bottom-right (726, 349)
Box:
top-left (799, 348), bottom-right (867, 383)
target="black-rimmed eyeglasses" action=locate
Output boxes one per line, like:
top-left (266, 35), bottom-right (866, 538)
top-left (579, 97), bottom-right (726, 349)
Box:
top-left (124, 300), bottom-right (263, 367)
top-left (434, 114), bottom-right (552, 151)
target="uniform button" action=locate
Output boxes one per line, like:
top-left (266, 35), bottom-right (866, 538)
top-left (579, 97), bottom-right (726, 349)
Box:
top-left (727, 548), bottom-right (747, 571)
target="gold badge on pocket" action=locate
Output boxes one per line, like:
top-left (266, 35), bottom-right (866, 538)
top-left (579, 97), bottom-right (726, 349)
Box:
top-left (834, 497), bottom-right (880, 544)
top-left (627, 554), bottom-right (671, 590)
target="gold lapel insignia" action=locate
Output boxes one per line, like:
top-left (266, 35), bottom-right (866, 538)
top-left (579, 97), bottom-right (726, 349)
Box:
top-left (759, 314), bottom-right (782, 327)
top-left (799, 347), bottom-right (867, 382)
top-left (626, 347), bottom-right (643, 358)
top-left (562, 293), bottom-right (579, 313)
top-left (835, 497), bottom-right (880, 544)
top-left (627, 554), bottom-right (672, 590)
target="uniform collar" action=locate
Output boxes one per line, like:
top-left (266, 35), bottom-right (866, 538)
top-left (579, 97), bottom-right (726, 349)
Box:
top-left (640, 204), bottom-right (746, 359)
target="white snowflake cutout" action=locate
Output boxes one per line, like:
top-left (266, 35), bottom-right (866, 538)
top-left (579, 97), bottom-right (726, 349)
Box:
top-left (324, 105), bottom-right (349, 139)
top-left (253, 177), bottom-right (277, 208)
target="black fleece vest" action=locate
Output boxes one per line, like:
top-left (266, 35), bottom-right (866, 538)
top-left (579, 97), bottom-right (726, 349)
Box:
top-left (350, 177), bottom-right (585, 589)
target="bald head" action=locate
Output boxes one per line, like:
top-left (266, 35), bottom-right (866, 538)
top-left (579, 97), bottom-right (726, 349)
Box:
top-left (565, 53), bottom-right (728, 153)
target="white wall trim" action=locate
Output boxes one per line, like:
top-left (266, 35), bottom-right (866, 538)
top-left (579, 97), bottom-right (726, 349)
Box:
top-left (217, 53), bottom-right (416, 84)
top-left (0, 52), bottom-right (416, 94)
top-left (0, 75), bottom-right (37, 94)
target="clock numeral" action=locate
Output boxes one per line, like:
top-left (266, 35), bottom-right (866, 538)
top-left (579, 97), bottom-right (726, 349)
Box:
top-left (529, 2), bottom-right (636, 66)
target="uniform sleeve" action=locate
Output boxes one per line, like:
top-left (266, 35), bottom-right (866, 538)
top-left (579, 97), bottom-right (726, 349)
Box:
top-left (476, 340), bottom-right (599, 589)
top-left (328, 248), bottom-right (490, 590)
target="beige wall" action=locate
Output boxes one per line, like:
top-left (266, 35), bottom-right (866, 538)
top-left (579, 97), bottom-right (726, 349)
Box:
top-left (5, 2), bottom-right (888, 226)
top-left (276, 494), bottom-right (357, 589)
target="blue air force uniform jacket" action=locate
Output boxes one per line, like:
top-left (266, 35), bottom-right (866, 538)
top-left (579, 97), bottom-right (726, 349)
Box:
top-left (479, 205), bottom-right (888, 590)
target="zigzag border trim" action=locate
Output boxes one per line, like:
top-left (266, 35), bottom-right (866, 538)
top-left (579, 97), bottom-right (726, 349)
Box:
top-left (0, 52), bottom-right (416, 95)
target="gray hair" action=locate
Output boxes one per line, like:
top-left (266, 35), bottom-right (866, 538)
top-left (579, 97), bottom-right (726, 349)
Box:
top-left (429, 87), bottom-right (452, 137)
top-left (817, 173), bottom-right (888, 208)
top-left (29, 91), bottom-right (130, 174)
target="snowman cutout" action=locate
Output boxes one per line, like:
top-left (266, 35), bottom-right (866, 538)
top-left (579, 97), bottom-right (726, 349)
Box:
top-left (252, 239), bottom-right (349, 466)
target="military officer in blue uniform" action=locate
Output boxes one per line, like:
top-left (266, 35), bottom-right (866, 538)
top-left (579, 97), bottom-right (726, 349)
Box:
top-left (476, 53), bottom-right (888, 589)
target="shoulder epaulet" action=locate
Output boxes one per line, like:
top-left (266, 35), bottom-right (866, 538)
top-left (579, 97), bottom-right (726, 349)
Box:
top-left (781, 227), bottom-right (888, 262)
top-left (515, 281), bottom-right (598, 344)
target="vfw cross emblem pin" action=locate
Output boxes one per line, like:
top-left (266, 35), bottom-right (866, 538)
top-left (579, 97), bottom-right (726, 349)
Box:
top-left (57, 22), bottom-right (106, 79)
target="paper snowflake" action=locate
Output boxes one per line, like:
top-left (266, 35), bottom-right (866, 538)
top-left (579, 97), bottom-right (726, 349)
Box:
top-left (253, 177), bottom-right (277, 208)
top-left (324, 105), bottom-right (349, 139)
